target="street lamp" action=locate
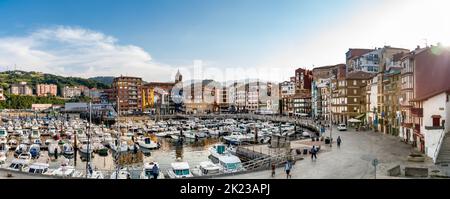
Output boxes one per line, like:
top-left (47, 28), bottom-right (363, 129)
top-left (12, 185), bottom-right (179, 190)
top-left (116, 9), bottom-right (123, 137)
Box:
top-left (327, 80), bottom-right (334, 147)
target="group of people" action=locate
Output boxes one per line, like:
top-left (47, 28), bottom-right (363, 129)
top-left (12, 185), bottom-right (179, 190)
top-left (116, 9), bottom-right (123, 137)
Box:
top-left (270, 135), bottom-right (343, 179)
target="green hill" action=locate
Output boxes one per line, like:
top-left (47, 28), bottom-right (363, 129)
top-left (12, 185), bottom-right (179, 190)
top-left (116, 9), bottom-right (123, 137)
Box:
top-left (0, 70), bottom-right (111, 95)
top-left (88, 76), bottom-right (114, 86)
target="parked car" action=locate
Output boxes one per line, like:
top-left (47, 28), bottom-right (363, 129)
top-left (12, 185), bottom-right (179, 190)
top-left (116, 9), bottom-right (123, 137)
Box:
top-left (337, 124), bottom-right (347, 131)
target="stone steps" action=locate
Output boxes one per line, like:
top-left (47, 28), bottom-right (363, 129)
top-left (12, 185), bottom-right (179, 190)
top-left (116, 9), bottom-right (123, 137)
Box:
top-left (436, 132), bottom-right (450, 164)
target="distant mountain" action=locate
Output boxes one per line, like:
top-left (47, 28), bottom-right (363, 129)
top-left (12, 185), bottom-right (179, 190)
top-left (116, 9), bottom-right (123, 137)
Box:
top-left (89, 76), bottom-right (115, 86)
top-left (0, 70), bottom-right (111, 95)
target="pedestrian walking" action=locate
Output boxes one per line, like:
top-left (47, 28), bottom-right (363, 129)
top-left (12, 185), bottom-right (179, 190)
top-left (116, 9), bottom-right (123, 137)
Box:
top-left (310, 146), bottom-right (317, 161)
top-left (337, 136), bottom-right (342, 148)
top-left (54, 147), bottom-right (58, 160)
top-left (285, 161), bottom-right (292, 179)
top-left (152, 164), bottom-right (160, 179)
top-left (271, 163), bottom-right (276, 177)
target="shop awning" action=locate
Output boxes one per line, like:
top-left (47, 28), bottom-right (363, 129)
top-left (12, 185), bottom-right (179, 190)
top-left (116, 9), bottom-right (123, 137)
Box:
top-left (355, 113), bottom-right (366, 120)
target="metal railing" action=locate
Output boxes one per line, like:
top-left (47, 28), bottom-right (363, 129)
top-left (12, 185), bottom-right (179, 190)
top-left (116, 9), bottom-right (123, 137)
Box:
top-left (433, 128), bottom-right (447, 163)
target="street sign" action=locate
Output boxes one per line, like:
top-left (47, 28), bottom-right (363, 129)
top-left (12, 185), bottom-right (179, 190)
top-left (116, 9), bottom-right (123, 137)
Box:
top-left (372, 159), bottom-right (379, 167)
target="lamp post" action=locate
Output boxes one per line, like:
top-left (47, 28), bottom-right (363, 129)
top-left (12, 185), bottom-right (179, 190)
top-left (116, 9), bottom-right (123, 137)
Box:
top-left (327, 80), bottom-right (333, 147)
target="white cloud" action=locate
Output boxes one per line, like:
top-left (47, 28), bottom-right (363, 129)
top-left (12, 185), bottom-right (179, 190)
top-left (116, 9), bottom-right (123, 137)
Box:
top-left (0, 26), bottom-right (174, 82)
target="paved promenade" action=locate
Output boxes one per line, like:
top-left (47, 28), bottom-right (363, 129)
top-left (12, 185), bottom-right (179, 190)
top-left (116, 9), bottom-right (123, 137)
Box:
top-left (220, 127), bottom-right (435, 179)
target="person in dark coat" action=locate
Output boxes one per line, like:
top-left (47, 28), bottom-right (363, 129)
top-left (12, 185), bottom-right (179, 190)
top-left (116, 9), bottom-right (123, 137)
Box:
top-left (54, 147), bottom-right (58, 160)
top-left (271, 163), bottom-right (276, 177)
top-left (152, 164), bottom-right (160, 179)
top-left (337, 136), bottom-right (342, 148)
top-left (310, 146), bottom-right (317, 161)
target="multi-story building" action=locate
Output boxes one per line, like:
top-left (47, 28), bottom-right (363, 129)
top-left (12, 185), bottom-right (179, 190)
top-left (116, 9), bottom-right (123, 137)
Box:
top-left (9, 82), bottom-right (33, 96)
top-left (112, 76), bottom-right (143, 115)
top-left (257, 82), bottom-right (279, 114)
top-left (331, 71), bottom-right (374, 125)
top-left (409, 45), bottom-right (450, 155)
top-left (218, 85), bottom-right (229, 113)
top-left (399, 46), bottom-right (427, 144)
top-left (0, 88), bottom-right (5, 101)
top-left (294, 68), bottom-right (313, 94)
top-left (365, 75), bottom-right (378, 130)
top-left (312, 64), bottom-right (345, 120)
top-left (292, 92), bottom-right (312, 116)
top-left (183, 79), bottom-right (221, 114)
top-left (62, 86), bottom-right (83, 98)
top-left (279, 81), bottom-right (295, 98)
top-left (349, 50), bottom-right (380, 73)
top-left (36, 84), bottom-right (57, 97)
top-left (375, 46), bottom-right (410, 133)
top-left (279, 81), bottom-right (295, 115)
top-left (346, 48), bottom-right (375, 74)
top-left (142, 70), bottom-right (183, 115)
top-left (380, 67), bottom-right (402, 135)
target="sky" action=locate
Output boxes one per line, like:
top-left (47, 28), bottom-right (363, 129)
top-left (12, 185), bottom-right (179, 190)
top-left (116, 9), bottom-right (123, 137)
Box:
top-left (0, 0), bottom-right (450, 82)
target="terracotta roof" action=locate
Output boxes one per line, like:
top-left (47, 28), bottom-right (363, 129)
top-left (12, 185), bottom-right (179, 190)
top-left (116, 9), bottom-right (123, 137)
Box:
top-left (410, 87), bottom-right (450, 102)
top-left (312, 64), bottom-right (345, 70)
top-left (346, 71), bottom-right (376, 80)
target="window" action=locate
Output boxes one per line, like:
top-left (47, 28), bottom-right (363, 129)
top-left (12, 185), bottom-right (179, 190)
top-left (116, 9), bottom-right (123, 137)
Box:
top-left (354, 89), bottom-right (357, 94)
top-left (433, 118), bottom-right (441, 127)
top-left (354, 98), bottom-right (357, 103)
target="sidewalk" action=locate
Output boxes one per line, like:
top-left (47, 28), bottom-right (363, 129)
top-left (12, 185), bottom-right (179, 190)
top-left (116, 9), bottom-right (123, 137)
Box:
top-left (220, 128), bottom-right (435, 179)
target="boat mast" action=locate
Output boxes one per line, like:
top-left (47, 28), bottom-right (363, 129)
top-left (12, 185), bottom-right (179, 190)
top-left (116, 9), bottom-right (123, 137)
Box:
top-left (86, 100), bottom-right (92, 178)
top-left (115, 96), bottom-right (120, 179)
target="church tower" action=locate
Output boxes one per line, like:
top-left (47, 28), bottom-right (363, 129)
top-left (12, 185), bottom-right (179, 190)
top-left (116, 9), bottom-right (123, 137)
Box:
top-left (175, 69), bottom-right (182, 84)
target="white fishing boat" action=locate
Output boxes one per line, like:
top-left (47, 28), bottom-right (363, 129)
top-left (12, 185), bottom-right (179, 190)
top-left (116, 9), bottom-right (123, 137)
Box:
top-left (0, 127), bottom-right (7, 142)
top-left (32, 139), bottom-right (42, 146)
top-left (192, 161), bottom-right (221, 176)
top-left (13, 129), bottom-right (24, 137)
top-left (183, 131), bottom-right (196, 139)
top-left (48, 126), bottom-right (57, 137)
top-left (140, 162), bottom-right (164, 179)
top-left (137, 137), bottom-right (159, 149)
top-left (79, 143), bottom-right (94, 154)
top-left (0, 143), bottom-right (9, 152)
top-left (0, 151), bottom-right (6, 165)
top-left (28, 162), bottom-right (50, 174)
top-left (14, 144), bottom-right (28, 157)
top-left (29, 144), bottom-right (41, 159)
top-left (63, 143), bottom-right (74, 155)
top-left (110, 168), bottom-right (131, 179)
top-left (48, 142), bottom-right (62, 155)
top-left (101, 133), bottom-right (114, 147)
top-left (222, 132), bottom-right (253, 145)
top-left (85, 170), bottom-right (104, 179)
top-left (30, 126), bottom-right (40, 139)
top-left (52, 164), bottom-right (76, 177)
top-left (155, 131), bottom-right (169, 137)
top-left (209, 144), bottom-right (245, 173)
top-left (7, 139), bottom-right (18, 150)
top-left (167, 162), bottom-right (193, 178)
top-left (7, 158), bottom-right (30, 171)
top-left (110, 142), bottom-right (128, 153)
top-left (7, 126), bottom-right (14, 133)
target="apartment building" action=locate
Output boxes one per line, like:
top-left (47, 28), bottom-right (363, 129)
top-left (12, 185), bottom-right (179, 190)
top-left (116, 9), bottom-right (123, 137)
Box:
top-left (112, 76), bottom-right (143, 115)
top-left (9, 82), bottom-right (33, 96)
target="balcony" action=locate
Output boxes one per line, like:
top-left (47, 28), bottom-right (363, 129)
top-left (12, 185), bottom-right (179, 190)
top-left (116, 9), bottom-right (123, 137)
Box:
top-left (410, 108), bottom-right (423, 117)
top-left (425, 126), bottom-right (445, 130)
top-left (401, 122), bottom-right (413, 128)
